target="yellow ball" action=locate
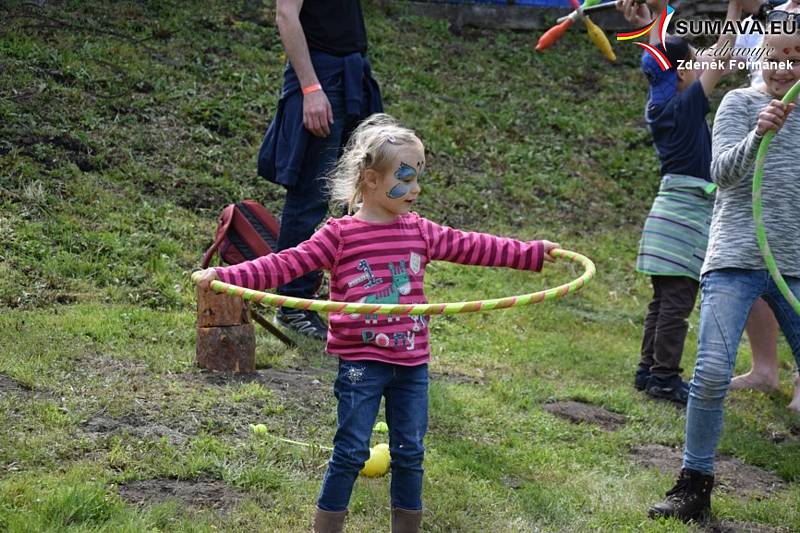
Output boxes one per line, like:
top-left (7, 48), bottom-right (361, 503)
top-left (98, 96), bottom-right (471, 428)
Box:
top-left (360, 443), bottom-right (391, 478)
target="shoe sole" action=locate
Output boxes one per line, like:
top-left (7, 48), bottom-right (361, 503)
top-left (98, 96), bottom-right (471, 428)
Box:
top-left (273, 318), bottom-right (326, 341)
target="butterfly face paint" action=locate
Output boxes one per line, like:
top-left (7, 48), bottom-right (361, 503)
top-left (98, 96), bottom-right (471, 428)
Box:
top-left (387, 162), bottom-right (419, 199)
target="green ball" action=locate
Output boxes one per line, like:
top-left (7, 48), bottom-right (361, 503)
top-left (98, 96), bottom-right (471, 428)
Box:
top-left (250, 423), bottom-right (268, 437)
top-left (373, 421), bottom-right (389, 433)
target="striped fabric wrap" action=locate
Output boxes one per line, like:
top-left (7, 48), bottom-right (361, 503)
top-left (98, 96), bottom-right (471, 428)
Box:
top-left (636, 174), bottom-right (717, 281)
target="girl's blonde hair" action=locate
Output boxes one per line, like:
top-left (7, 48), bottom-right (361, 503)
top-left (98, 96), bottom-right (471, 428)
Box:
top-left (328, 113), bottom-right (422, 214)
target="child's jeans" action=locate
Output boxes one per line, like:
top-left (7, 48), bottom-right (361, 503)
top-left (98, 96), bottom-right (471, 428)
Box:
top-left (317, 359), bottom-right (428, 512)
top-left (684, 268), bottom-right (800, 474)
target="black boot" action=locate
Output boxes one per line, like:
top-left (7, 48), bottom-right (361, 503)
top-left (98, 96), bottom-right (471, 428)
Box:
top-left (649, 468), bottom-right (714, 523)
top-left (646, 374), bottom-right (690, 404)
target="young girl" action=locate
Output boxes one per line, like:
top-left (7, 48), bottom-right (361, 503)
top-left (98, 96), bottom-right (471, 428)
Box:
top-left (649, 32), bottom-right (800, 523)
top-left (730, 0), bottom-right (800, 410)
top-left (195, 113), bottom-right (559, 533)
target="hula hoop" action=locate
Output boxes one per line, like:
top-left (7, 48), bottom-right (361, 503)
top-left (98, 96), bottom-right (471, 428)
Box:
top-left (752, 79), bottom-right (800, 315)
top-left (192, 248), bottom-right (595, 316)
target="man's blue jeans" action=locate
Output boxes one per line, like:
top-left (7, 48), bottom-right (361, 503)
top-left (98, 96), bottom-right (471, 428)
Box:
top-left (277, 78), bottom-right (366, 299)
top-left (317, 360), bottom-right (428, 512)
top-left (684, 269), bottom-right (800, 474)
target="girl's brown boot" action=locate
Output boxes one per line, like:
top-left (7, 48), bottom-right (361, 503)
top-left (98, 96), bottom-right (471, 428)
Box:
top-left (312, 508), bottom-right (347, 533)
top-left (391, 507), bottom-right (422, 533)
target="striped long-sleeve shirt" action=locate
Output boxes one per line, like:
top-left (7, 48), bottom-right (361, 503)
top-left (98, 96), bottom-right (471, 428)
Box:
top-left (215, 212), bottom-right (545, 366)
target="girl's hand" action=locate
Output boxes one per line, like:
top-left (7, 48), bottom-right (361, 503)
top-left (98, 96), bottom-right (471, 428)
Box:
top-left (195, 268), bottom-right (218, 290)
top-left (756, 100), bottom-right (796, 136)
top-left (542, 240), bottom-right (562, 264)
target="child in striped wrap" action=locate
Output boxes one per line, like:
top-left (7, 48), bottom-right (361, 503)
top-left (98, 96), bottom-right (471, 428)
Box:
top-left (631, 30), bottom-right (736, 404)
top-left (195, 113), bottom-right (559, 532)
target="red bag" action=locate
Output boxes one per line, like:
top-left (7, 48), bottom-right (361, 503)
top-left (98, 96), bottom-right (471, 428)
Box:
top-left (201, 200), bottom-right (280, 268)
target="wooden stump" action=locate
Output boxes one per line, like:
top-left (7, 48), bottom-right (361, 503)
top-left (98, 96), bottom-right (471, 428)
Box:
top-left (196, 324), bottom-right (256, 373)
top-left (196, 286), bottom-right (250, 328)
top-left (195, 285), bottom-right (255, 373)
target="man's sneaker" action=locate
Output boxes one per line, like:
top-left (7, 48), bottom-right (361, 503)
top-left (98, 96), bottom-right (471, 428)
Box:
top-left (275, 308), bottom-right (327, 340)
top-left (649, 468), bottom-right (714, 523)
top-left (646, 374), bottom-right (690, 404)
top-left (635, 368), bottom-right (651, 391)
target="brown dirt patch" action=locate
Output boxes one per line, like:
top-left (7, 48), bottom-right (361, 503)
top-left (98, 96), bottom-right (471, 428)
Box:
top-left (542, 401), bottom-right (627, 431)
top-left (0, 373), bottom-right (33, 396)
top-left (81, 412), bottom-right (188, 446)
top-left (66, 353), bottom-right (151, 384)
top-left (117, 478), bottom-right (244, 513)
top-left (630, 444), bottom-right (786, 498)
top-left (254, 367), bottom-right (333, 394)
top-left (180, 366), bottom-right (336, 430)
top-left (187, 366), bottom-right (333, 400)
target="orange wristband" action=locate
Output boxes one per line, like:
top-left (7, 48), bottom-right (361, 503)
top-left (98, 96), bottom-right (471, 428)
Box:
top-left (302, 83), bottom-right (322, 96)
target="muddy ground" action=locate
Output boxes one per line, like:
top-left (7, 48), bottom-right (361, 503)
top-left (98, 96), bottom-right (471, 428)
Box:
top-left (2, 367), bottom-right (793, 530)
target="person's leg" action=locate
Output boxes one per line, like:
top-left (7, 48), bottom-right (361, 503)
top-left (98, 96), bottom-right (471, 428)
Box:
top-left (317, 360), bottom-right (388, 513)
top-left (732, 298), bottom-right (780, 391)
top-left (789, 372), bottom-right (800, 412)
top-left (636, 277), bottom-right (662, 389)
top-left (683, 270), bottom-right (762, 473)
top-left (274, 86), bottom-right (348, 338)
top-left (384, 364), bottom-right (428, 514)
top-left (646, 276), bottom-right (699, 403)
top-left (650, 269), bottom-right (762, 522)
top-left (649, 275), bottom-right (699, 377)
top-left (761, 275), bottom-right (800, 411)
top-left (277, 121), bottom-right (346, 299)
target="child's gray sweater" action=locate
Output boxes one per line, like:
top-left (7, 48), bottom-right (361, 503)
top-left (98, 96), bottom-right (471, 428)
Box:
top-left (704, 86), bottom-right (800, 277)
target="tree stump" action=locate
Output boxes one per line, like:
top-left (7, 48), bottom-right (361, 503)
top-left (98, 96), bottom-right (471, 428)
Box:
top-left (196, 285), bottom-right (250, 328)
top-left (196, 286), bottom-right (255, 373)
top-left (196, 324), bottom-right (256, 373)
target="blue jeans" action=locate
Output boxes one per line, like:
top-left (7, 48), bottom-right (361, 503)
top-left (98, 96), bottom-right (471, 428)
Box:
top-left (684, 269), bottom-right (800, 474)
top-left (277, 78), bottom-right (367, 299)
top-left (317, 360), bottom-right (429, 512)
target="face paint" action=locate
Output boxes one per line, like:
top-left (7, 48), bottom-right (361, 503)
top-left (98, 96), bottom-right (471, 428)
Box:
top-left (395, 162), bottom-right (417, 181)
top-left (387, 162), bottom-right (418, 199)
top-left (387, 183), bottom-right (412, 199)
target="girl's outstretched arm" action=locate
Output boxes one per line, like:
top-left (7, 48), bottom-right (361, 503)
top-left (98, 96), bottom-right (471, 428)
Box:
top-left (418, 218), bottom-right (559, 271)
top-left (207, 220), bottom-right (340, 291)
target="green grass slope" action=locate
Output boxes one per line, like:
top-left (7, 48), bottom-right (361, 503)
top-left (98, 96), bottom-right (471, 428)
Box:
top-left (1, 1), bottom-right (799, 531)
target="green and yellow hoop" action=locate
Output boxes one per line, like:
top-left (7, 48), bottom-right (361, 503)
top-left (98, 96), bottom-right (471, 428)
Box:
top-left (192, 248), bottom-right (595, 315)
top-left (752, 79), bottom-right (800, 315)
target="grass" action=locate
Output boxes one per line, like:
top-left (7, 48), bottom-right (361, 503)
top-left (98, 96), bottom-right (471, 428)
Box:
top-left (1, 0), bottom-right (799, 531)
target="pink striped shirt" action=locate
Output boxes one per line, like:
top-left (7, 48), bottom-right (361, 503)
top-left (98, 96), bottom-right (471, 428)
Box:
top-left (215, 212), bottom-right (545, 366)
